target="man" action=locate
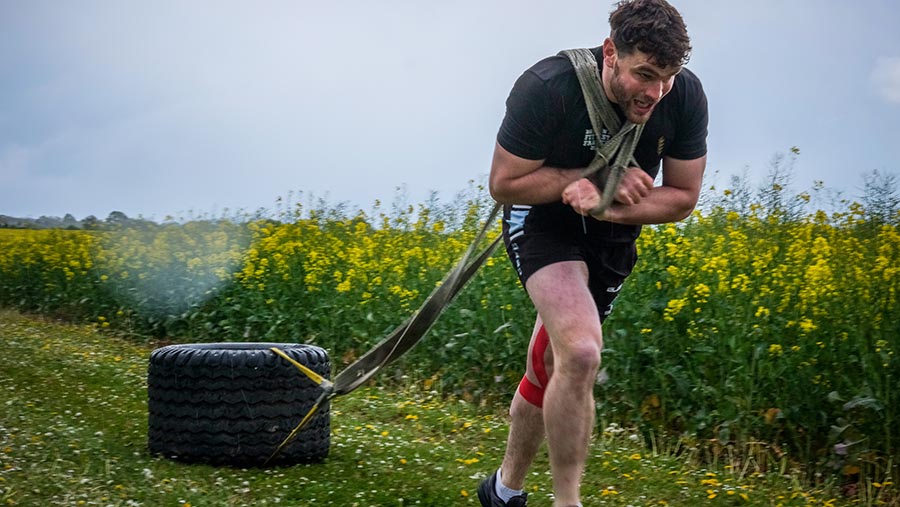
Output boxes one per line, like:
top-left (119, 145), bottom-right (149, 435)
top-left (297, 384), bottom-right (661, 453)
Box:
top-left (478, 1), bottom-right (708, 506)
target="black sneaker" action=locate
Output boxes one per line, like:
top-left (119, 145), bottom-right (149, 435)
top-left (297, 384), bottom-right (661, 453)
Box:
top-left (477, 471), bottom-right (528, 507)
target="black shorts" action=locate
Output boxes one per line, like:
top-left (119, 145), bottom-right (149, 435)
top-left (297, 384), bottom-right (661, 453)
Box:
top-left (501, 202), bottom-right (638, 321)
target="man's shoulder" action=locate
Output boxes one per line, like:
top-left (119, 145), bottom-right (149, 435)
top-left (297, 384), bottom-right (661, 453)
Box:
top-left (671, 67), bottom-right (706, 102)
top-left (523, 47), bottom-right (603, 88)
top-left (655, 66), bottom-right (707, 125)
top-left (652, 66), bottom-right (708, 161)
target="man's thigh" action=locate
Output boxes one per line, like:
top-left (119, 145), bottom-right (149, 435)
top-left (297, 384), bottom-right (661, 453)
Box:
top-left (524, 261), bottom-right (602, 353)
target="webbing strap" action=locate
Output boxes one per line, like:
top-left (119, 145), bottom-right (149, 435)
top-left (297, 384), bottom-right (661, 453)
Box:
top-left (331, 209), bottom-right (502, 395)
top-left (266, 203), bottom-right (502, 463)
top-left (560, 48), bottom-right (644, 217)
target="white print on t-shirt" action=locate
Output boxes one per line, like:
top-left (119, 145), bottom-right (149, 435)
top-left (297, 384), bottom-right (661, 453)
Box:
top-left (582, 128), bottom-right (611, 151)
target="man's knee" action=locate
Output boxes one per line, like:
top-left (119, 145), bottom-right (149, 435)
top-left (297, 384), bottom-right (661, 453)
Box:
top-left (555, 339), bottom-right (602, 379)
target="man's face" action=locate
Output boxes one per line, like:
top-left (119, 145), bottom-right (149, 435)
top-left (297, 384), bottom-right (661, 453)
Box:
top-left (608, 48), bottom-right (681, 124)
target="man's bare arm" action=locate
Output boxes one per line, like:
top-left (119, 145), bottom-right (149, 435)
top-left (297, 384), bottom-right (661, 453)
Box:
top-left (488, 143), bottom-right (585, 205)
top-left (602, 155), bottom-right (706, 224)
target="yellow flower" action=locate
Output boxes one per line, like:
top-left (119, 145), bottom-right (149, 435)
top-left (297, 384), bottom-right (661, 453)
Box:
top-left (691, 283), bottom-right (710, 304)
top-left (798, 318), bottom-right (817, 333)
top-left (663, 298), bottom-right (688, 321)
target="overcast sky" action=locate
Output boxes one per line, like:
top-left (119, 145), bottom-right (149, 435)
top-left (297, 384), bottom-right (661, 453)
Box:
top-left (2, 1), bottom-right (899, 220)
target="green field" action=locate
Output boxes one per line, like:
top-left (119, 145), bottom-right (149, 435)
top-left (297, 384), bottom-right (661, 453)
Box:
top-left (0, 309), bottom-right (871, 506)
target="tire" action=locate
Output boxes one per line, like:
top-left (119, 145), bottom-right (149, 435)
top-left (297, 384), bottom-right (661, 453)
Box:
top-left (147, 342), bottom-right (330, 466)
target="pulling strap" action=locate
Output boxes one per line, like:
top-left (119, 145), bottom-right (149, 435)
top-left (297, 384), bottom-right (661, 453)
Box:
top-left (267, 203), bottom-right (502, 463)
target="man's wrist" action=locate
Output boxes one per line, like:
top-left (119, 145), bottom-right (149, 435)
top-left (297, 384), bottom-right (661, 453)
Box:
top-left (592, 203), bottom-right (620, 223)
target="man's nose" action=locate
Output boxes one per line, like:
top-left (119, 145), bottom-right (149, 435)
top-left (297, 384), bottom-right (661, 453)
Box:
top-left (645, 80), bottom-right (665, 101)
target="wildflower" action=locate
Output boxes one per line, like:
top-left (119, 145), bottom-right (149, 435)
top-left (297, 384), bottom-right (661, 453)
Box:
top-left (798, 318), bottom-right (817, 333)
top-left (691, 283), bottom-right (710, 304)
top-left (663, 298), bottom-right (688, 321)
top-left (731, 274), bottom-right (751, 292)
top-left (768, 344), bottom-right (783, 356)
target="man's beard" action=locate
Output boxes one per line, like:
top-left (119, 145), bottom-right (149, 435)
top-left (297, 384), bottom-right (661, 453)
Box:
top-left (611, 63), bottom-right (655, 124)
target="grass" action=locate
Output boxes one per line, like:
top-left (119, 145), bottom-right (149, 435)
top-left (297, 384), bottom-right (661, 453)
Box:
top-left (0, 308), bottom-right (868, 506)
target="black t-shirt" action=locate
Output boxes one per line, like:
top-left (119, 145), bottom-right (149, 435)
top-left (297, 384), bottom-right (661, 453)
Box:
top-left (496, 47), bottom-right (708, 242)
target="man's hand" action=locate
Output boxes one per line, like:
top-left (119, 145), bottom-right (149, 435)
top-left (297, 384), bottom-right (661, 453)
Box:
top-left (562, 167), bottom-right (655, 219)
top-left (561, 178), bottom-right (603, 217)
top-left (612, 167), bottom-right (654, 205)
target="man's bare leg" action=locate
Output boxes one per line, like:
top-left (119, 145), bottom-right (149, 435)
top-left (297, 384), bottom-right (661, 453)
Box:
top-left (499, 317), bottom-right (551, 490)
top-left (525, 261), bottom-right (602, 507)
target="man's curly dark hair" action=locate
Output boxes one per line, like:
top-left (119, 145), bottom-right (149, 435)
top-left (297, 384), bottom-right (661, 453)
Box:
top-left (609, 0), bottom-right (692, 69)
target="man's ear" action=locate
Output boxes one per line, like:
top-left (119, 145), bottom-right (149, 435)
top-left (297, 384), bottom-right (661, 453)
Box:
top-left (602, 38), bottom-right (617, 68)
